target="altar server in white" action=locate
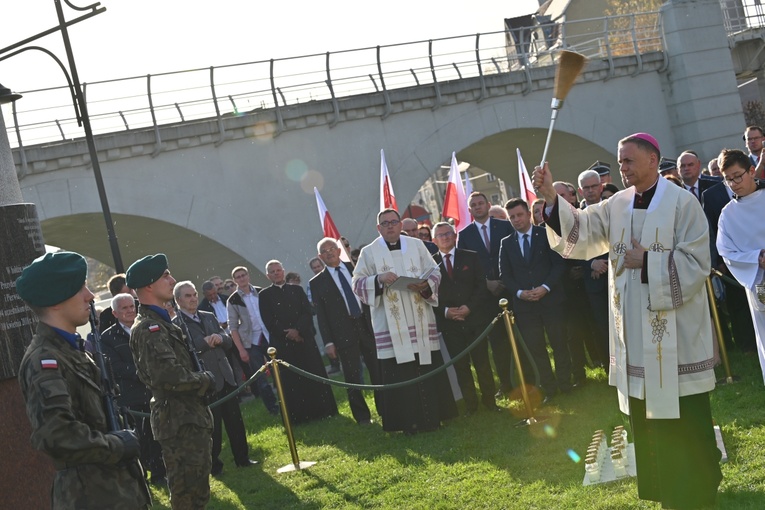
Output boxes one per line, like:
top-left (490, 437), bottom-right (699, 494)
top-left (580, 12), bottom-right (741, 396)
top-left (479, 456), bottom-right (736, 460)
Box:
top-left (715, 148), bottom-right (765, 384)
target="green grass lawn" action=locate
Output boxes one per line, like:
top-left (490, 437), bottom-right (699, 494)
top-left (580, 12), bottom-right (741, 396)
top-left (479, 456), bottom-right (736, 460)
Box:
top-left (148, 349), bottom-right (765, 509)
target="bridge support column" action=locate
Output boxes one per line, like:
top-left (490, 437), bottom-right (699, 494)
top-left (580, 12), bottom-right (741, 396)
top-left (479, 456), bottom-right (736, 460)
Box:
top-left (661, 0), bottom-right (745, 157)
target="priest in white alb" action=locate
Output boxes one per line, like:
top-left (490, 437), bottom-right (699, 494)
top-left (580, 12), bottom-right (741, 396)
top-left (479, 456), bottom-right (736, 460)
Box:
top-left (715, 148), bottom-right (765, 384)
top-left (352, 208), bottom-right (457, 434)
top-left (533, 133), bottom-right (722, 509)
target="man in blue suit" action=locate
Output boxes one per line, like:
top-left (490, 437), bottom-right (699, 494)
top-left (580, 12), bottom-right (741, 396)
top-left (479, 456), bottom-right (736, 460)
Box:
top-left (457, 191), bottom-right (515, 396)
top-left (499, 198), bottom-right (572, 399)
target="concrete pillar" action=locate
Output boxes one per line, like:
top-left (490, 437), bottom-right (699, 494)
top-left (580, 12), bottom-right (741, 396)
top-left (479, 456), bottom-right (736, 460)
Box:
top-left (0, 104), bottom-right (55, 507)
top-left (661, 0), bottom-right (746, 159)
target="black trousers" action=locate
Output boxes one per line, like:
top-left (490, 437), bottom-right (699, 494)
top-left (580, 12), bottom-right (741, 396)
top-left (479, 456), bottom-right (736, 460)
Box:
top-left (131, 402), bottom-right (165, 480)
top-left (241, 345), bottom-right (279, 413)
top-left (441, 321), bottom-right (495, 411)
top-left (335, 317), bottom-right (382, 423)
top-left (515, 303), bottom-right (572, 395)
top-left (211, 383), bottom-right (250, 470)
top-left (482, 305), bottom-right (514, 393)
top-left (630, 393), bottom-right (722, 509)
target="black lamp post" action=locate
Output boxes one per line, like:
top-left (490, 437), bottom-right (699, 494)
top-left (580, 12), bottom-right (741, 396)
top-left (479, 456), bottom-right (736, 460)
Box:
top-left (0, 0), bottom-right (124, 272)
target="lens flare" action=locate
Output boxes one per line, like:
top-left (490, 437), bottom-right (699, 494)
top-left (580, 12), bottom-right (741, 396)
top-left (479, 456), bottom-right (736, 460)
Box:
top-left (567, 449), bottom-right (581, 463)
top-left (286, 159), bottom-right (308, 182)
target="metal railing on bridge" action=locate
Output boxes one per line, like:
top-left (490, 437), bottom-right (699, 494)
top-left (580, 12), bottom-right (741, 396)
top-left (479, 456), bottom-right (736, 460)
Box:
top-left (5, 11), bottom-right (664, 150)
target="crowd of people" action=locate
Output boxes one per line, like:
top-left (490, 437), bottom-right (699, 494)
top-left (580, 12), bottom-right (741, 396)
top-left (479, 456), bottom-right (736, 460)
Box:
top-left (14, 126), bottom-right (765, 509)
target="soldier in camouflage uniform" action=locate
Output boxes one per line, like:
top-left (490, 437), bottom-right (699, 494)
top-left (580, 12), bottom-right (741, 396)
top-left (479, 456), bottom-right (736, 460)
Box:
top-left (16, 251), bottom-right (151, 510)
top-left (127, 253), bottom-right (215, 509)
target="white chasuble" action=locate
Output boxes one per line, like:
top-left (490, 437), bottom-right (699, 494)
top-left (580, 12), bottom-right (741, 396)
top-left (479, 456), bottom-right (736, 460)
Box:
top-left (546, 177), bottom-right (716, 419)
top-left (717, 188), bottom-right (765, 384)
top-left (352, 236), bottom-right (441, 364)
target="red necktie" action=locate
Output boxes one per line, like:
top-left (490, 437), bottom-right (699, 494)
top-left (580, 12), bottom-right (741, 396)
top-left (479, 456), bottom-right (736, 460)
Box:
top-left (481, 224), bottom-right (490, 252)
top-left (444, 253), bottom-right (453, 279)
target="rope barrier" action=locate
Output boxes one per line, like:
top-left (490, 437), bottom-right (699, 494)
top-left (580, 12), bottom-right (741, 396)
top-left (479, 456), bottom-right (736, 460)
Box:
top-left (711, 268), bottom-right (743, 288)
top-left (127, 310), bottom-right (539, 418)
top-left (128, 363), bottom-right (270, 419)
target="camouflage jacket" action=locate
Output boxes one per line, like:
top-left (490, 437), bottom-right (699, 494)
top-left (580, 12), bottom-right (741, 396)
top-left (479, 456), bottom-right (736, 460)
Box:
top-left (18, 322), bottom-right (151, 510)
top-left (130, 305), bottom-right (213, 441)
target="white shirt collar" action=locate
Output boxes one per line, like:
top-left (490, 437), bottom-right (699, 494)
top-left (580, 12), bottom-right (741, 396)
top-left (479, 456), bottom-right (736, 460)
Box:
top-left (439, 247), bottom-right (456, 259)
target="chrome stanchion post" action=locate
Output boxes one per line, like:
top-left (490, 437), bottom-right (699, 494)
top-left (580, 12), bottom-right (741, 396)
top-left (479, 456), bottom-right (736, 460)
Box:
top-left (268, 347), bottom-right (317, 473)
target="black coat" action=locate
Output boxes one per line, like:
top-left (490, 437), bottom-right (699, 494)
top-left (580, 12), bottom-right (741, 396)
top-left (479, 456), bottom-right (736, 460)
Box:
top-left (309, 263), bottom-right (373, 350)
top-left (499, 225), bottom-right (566, 312)
top-left (101, 322), bottom-right (151, 408)
top-left (457, 218), bottom-right (515, 280)
top-left (433, 249), bottom-right (492, 329)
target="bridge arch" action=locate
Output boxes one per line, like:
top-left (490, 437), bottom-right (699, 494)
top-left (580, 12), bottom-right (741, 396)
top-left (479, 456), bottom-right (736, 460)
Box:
top-left (39, 213), bottom-right (267, 285)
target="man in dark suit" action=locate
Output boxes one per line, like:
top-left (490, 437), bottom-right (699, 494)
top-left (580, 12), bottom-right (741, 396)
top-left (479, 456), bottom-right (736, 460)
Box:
top-left (703, 178), bottom-right (757, 353)
top-left (309, 238), bottom-right (381, 424)
top-left (744, 125), bottom-right (764, 168)
top-left (173, 281), bottom-right (256, 476)
top-left (457, 191), bottom-right (515, 396)
top-left (432, 223), bottom-right (499, 414)
top-left (101, 293), bottom-right (165, 485)
top-left (199, 280), bottom-right (229, 330)
top-left (499, 197), bottom-right (572, 399)
top-left (678, 151), bottom-right (720, 204)
top-left (403, 218), bottom-right (438, 254)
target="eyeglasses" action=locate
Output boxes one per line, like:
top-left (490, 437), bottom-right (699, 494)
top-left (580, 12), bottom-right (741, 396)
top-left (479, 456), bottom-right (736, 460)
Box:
top-left (723, 171), bottom-right (749, 186)
top-left (434, 231), bottom-right (454, 239)
top-left (224, 284), bottom-right (236, 290)
top-left (378, 219), bottom-right (400, 228)
top-left (418, 233), bottom-right (430, 239)
top-left (319, 247), bottom-right (337, 254)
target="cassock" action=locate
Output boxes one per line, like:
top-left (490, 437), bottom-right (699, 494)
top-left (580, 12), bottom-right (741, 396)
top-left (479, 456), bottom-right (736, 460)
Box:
top-left (352, 236), bottom-right (457, 433)
top-left (545, 176), bottom-right (721, 509)
top-left (716, 185), bottom-right (765, 384)
top-left (258, 283), bottom-right (338, 425)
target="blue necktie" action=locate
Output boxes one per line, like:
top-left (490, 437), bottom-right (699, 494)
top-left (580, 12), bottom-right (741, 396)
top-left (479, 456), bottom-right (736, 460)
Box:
top-left (523, 234), bottom-right (531, 263)
top-left (336, 267), bottom-right (362, 318)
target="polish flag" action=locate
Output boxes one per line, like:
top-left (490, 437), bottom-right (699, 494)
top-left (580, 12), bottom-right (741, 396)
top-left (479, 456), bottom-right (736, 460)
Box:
top-left (463, 170), bottom-right (474, 223)
top-left (442, 152), bottom-right (471, 232)
top-left (314, 187), bottom-right (341, 239)
top-left (380, 149), bottom-right (398, 211)
top-left (314, 188), bottom-right (350, 262)
top-left (517, 148), bottom-right (537, 206)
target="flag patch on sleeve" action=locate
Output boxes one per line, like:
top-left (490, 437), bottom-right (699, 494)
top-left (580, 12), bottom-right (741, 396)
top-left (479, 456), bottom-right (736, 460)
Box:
top-left (148, 324), bottom-right (161, 332)
top-left (41, 359), bottom-right (58, 369)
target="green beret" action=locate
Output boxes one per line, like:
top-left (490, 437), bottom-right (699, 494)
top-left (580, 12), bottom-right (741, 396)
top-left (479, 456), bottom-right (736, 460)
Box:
top-left (126, 254), bottom-right (168, 289)
top-left (16, 251), bottom-right (88, 307)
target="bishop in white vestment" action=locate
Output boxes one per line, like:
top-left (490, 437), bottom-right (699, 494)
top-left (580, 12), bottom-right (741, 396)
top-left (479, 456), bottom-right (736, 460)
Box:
top-left (352, 209), bottom-right (457, 433)
top-left (534, 133), bottom-right (722, 509)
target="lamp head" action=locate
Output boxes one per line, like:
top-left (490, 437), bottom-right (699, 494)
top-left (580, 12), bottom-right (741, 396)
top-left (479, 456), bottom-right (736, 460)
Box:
top-left (0, 83), bottom-right (22, 105)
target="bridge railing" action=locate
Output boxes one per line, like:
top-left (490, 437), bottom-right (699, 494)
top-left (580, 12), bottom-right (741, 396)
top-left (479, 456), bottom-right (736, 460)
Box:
top-left (721, 0), bottom-right (765, 34)
top-left (4, 11), bottom-right (662, 150)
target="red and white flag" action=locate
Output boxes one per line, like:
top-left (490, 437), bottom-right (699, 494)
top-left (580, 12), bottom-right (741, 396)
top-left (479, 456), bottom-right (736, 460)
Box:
top-left (517, 148), bottom-right (537, 206)
top-left (380, 149), bottom-right (398, 211)
top-left (314, 187), bottom-right (350, 261)
top-left (314, 187), bottom-right (341, 239)
top-left (463, 170), bottom-right (474, 223)
top-left (442, 152), bottom-right (471, 232)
